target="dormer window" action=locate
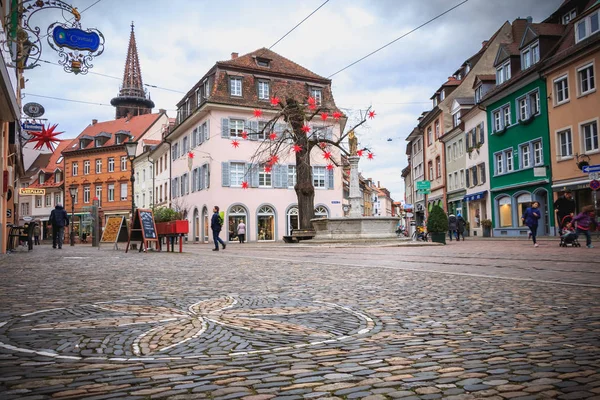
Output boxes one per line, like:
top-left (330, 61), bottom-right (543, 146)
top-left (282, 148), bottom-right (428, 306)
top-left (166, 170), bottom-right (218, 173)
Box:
top-left (562, 9), bottom-right (577, 24)
top-left (496, 61), bottom-right (511, 85)
top-left (440, 89), bottom-right (445, 101)
top-left (56, 156), bottom-right (63, 164)
top-left (256, 58), bottom-right (270, 67)
top-left (55, 170), bottom-right (62, 182)
top-left (95, 138), bottom-right (102, 147)
top-left (115, 130), bottom-right (130, 145)
top-left (433, 97), bottom-right (438, 107)
top-left (116, 135), bottom-right (122, 145)
top-left (576, 10), bottom-right (599, 43)
top-left (310, 87), bottom-right (322, 105)
top-left (453, 111), bottom-right (461, 128)
top-left (39, 173), bottom-right (45, 184)
top-left (474, 85), bottom-right (483, 103)
top-left (230, 76), bottom-right (242, 97)
top-left (521, 41), bottom-right (539, 70)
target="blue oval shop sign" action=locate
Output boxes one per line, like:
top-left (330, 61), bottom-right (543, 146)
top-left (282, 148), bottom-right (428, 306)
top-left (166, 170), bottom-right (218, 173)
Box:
top-left (52, 26), bottom-right (101, 52)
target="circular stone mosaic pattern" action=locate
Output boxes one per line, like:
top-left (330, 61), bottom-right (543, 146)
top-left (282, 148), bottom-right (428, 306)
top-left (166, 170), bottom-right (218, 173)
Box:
top-left (0, 296), bottom-right (375, 361)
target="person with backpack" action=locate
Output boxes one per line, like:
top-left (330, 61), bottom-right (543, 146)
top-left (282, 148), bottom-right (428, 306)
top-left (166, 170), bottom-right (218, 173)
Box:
top-left (457, 212), bottom-right (467, 241)
top-left (49, 204), bottom-right (69, 249)
top-left (211, 206), bottom-right (226, 251)
top-left (522, 201), bottom-right (541, 248)
top-left (447, 214), bottom-right (458, 241)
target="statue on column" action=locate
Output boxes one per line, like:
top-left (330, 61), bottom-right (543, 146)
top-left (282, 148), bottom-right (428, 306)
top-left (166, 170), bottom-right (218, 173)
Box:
top-left (348, 130), bottom-right (358, 156)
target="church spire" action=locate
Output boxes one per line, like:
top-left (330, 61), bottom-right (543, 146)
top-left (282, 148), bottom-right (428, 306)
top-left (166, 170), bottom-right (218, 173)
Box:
top-left (110, 22), bottom-right (154, 119)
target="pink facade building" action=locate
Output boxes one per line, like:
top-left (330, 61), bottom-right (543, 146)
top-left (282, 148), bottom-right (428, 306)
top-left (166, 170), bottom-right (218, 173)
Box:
top-left (166, 49), bottom-right (344, 243)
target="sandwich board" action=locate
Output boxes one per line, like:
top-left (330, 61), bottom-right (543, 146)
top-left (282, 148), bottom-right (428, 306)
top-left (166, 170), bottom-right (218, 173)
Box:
top-left (100, 216), bottom-right (128, 250)
top-left (126, 209), bottom-right (160, 253)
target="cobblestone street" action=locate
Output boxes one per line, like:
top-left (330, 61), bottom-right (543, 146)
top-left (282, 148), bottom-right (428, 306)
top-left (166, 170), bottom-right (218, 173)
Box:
top-left (0, 240), bottom-right (598, 399)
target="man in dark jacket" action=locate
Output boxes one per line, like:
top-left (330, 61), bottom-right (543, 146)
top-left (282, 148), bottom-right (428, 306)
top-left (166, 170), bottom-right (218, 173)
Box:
top-left (211, 206), bottom-right (226, 251)
top-left (554, 190), bottom-right (576, 230)
top-left (448, 214), bottom-right (458, 241)
top-left (49, 204), bottom-right (69, 249)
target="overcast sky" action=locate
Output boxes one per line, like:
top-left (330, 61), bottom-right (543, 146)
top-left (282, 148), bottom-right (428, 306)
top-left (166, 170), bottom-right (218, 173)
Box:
top-left (23, 0), bottom-right (562, 201)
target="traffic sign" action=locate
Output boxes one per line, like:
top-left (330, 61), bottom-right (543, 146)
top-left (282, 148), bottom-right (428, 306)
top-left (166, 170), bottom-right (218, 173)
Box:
top-left (416, 180), bottom-right (431, 190)
top-left (583, 165), bottom-right (600, 173)
top-left (417, 189), bottom-right (431, 195)
top-left (591, 180), bottom-right (600, 191)
top-left (589, 172), bottom-right (600, 181)
top-left (22, 122), bottom-right (43, 132)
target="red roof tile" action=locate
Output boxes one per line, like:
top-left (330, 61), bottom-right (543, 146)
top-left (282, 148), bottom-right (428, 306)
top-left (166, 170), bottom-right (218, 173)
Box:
top-left (63, 113), bottom-right (163, 153)
top-left (531, 23), bottom-right (567, 38)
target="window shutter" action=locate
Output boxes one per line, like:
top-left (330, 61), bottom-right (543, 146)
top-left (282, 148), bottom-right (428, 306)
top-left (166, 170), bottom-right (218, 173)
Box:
top-left (481, 164), bottom-right (486, 184)
top-left (197, 167), bottom-right (202, 190)
top-left (465, 132), bottom-right (470, 150)
top-left (249, 121), bottom-right (259, 141)
top-left (281, 165), bottom-right (289, 188)
top-left (472, 166), bottom-right (478, 186)
top-left (327, 168), bottom-right (334, 189)
top-left (273, 164), bottom-right (282, 188)
top-left (221, 162), bottom-right (230, 187)
top-left (192, 169), bottom-right (197, 192)
top-left (479, 122), bottom-right (485, 144)
top-left (252, 164), bottom-right (259, 187)
top-left (465, 170), bottom-right (470, 188)
top-left (471, 129), bottom-right (477, 147)
top-left (221, 118), bottom-right (230, 138)
top-left (192, 128), bottom-right (197, 147)
top-left (206, 164), bottom-right (210, 188)
top-left (206, 120), bottom-right (210, 141)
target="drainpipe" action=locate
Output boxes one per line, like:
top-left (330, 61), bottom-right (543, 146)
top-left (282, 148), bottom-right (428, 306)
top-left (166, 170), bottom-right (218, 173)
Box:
top-left (164, 138), bottom-right (172, 208)
top-left (148, 152), bottom-right (154, 209)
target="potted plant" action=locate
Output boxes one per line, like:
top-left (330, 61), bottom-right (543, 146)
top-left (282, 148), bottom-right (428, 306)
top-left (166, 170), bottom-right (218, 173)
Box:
top-left (427, 205), bottom-right (448, 244)
top-left (153, 207), bottom-right (189, 235)
top-left (481, 219), bottom-right (492, 237)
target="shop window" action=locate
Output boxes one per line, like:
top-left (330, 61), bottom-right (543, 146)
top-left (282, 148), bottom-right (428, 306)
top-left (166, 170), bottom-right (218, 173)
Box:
top-left (257, 205), bottom-right (275, 241)
top-left (498, 196), bottom-right (512, 228)
top-left (517, 193), bottom-right (532, 227)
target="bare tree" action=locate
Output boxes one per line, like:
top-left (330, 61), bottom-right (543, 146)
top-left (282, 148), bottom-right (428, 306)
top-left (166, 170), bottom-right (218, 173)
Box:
top-left (237, 96), bottom-right (373, 233)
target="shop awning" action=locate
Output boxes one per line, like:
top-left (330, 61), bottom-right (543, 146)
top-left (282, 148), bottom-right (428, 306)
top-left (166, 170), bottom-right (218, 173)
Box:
top-left (551, 179), bottom-right (590, 191)
top-left (464, 191), bottom-right (487, 202)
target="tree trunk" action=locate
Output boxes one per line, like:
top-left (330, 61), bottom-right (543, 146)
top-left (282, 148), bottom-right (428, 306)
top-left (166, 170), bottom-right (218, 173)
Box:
top-left (286, 98), bottom-right (315, 230)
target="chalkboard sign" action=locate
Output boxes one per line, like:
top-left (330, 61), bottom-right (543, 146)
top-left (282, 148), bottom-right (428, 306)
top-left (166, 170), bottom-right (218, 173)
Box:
top-left (126, 209), bottom-right (159, 253)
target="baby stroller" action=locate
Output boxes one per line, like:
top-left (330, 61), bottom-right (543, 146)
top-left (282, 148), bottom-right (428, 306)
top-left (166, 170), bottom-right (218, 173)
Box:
top-left (559, 215), bottom-right (580, 247)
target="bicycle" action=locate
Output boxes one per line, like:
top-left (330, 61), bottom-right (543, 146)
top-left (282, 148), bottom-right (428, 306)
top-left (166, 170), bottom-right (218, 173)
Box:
top-left (411, 226), bottom-right (429, 242)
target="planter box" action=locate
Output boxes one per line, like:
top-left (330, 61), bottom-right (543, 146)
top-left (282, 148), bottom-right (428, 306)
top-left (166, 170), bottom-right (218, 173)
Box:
top-left (430, 232), bottom-right (446, 244)
top-left (156, 220), bottom-right (189, 235)
top-left (483, 226), bottom-right (491, 237)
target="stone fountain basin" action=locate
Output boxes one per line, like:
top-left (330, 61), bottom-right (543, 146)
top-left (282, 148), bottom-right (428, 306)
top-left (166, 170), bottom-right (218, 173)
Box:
top-left (311, 217), bottom-right (401, 240)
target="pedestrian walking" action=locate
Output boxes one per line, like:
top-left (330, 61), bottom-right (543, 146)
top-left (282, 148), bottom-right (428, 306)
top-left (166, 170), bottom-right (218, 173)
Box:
top-left (49, 204), bottom-right (69, 249)
top-left (33, 222), bottom-right (41, 245)
top-left (573, 205), bottom-right (595, 248)
top-left (237, 220), bottom-right (246, 243)
top-left (457, 213), bottom-right (466, 241)
top-left (211, 206), bottom-right (226, 251)
top-left (522, 201), bottom-right (542, 247)
top-left (447, 214), bottom-right (458, 241)
top-left (554, 189), bottom-right (576, 233)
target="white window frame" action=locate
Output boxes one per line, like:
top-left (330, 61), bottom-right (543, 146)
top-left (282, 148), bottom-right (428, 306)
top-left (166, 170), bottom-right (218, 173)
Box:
top-left (95, 185), bottom-right (102, 206)
top-left (95, 159), bottom-right (102, 174)
top-left (83, 160), bottom-right (90, 175)
top-left (475, 85), bottom-right (483, 103)
top-left (288, 165), bottom-right (297, 188)
top-left (496, 61), bottom-right (511, 85)
top-left (312, 166), bottom-right (326, 188)
top-left (310, 87), bottom-right (322, 105)
top-left (533, 140), bottom-right (543, 166)
top-left (84, 186), bottom-right (90, 203)
top-left (553, 74), bottom-right (569, 105)
top-left (258, 80), bottom-right (269, 100)
top-left (491, 103), bottom-right (511, 133)
top-left (505, 149), bottom-right (513, 172)
top-left (45, 194), bottom-right (51, 207)
top-left (108, 157), bottom-right (115, 172)
top-left (458, 139), bottom-right (464, 156)
top-left (577, 61), bottom-right (596, 96)
top-left (562, 9), bottom-right (576, 24)
top-left (120, 183), bottom-right (128, 201)
top-left (521, 40), bottom-right (539, 70)
top-left (229, 119), bottom-right (245, 138)
top-left (258, 165), bottom-right (272, 187)
top-left (575, 10), bottom-right (600, 43)
top-left (108, 184), bottom-right (115, 202)
top-left (121, 156), bottom-right (128, 171)
top-left (557, 127), bottom-right (573, 159)
top-left (520, 143), bottom-right (531, 169)
top-left (581, 119), bottom-right (599, 154)
top-left (230, 77), bottom-right (242, 96)
top-left (230, 162), bottom-right (245, 187)
top-left (453, 112), bottom-right (461, 128)
top-left (72, 162), bottom-right (78, 176)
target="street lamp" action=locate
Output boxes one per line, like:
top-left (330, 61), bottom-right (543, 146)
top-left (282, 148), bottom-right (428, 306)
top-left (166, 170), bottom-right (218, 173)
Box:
top-left (124, 141), bottom-right (138, 220)
top-left (68, 184), bottom-right (77, 246)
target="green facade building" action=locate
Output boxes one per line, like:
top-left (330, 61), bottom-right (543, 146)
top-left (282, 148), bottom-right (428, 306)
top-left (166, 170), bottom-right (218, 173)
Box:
top-left (485, 77), bottom-right (555, 237)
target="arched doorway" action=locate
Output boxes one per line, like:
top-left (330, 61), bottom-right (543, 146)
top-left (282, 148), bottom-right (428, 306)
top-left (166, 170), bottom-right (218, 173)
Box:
top-left (202, 206), bottom-right (209, 243)
top-left (314, 205), bottom-right (329, 218)
top-left (516, 192), bottom-right (532, 228)
top-left (286, 206), bottom-right (299, 236)
top-left (228, 205), bottom-right (248, 243)
top-left (257, 205), bottom-right (275, 241)
top-left (193, 208), bottom-right (199, 242)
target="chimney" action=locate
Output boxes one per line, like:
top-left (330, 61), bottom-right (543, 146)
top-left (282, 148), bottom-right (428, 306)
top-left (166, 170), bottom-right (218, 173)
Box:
top-left (231, 52), bottom-right (238, 59)
top-left (481, 40), bottom-right (488, 49)
top-left (159, 108), bottom-right (166, 114)
top-left (526, 16), bottom-right (533, 24)
top-left (92, 119), bottom-right (98, 125)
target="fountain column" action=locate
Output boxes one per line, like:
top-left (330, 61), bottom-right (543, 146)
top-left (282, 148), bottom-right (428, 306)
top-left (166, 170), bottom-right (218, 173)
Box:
top-left (348, 156), bottom-right (362, 217)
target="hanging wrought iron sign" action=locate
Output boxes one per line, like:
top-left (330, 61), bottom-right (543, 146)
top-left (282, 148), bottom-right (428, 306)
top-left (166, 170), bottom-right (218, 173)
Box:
top-left (23, 102), bottom-right (45, 118)
top-left (0, 0), bottom-right (105, 74)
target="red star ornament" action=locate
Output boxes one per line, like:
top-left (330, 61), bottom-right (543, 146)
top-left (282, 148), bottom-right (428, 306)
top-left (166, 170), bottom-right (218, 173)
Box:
top-left (301, 125), bottom-right (311, 134)
top-left (231, 140), bottom-right (240, 148)
top-left (368, 110), bottom-right (376, 119)
top-left (269, 132), bottom-right (277, 141)
top-left (293, 144), bottom-right (302, 153)
top-left (367, 152), bottom-right (374, 160)
top-left (264, 165), bottom-right (272, 173)
top-left (269, 154), bottom-right (279, 165)
top-left (357, 149), bottom-right (364, 157)
top-left (320, 112), bottom-right (328, 121)
top-left (270, 96), bottom-right (280, 106)
top-left (323, 151), bottom-right (332, 160)
top-left (241, 131), bottom-right (248, 140)
top-left (319, 142), bottom-right (328, 149)
top-left (27, 123), bottom-right (63, 151)
top-left (309, 104), bottom-right (317, 110)
top-left (333, 112), bottom-right (342, 120)
top-left (308, 96), bottom-right (316, 105)
top-left (241, 181), bottom-right (249, 189)
top-left (253, 109), bottom-right (263, 118)
top-left (188, 152), bottom-right (194, 159)
top-left (326, 163), bottom-right (334, 171)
